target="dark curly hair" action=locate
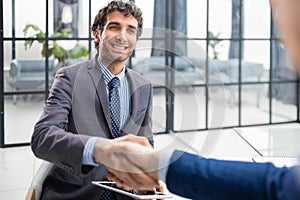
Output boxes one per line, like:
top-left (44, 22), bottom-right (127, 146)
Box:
top-left (91, 0), bottom-right (143, 50)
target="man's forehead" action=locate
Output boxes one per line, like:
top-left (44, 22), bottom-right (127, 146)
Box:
top-left (106, 11), bottom-right (138, 27)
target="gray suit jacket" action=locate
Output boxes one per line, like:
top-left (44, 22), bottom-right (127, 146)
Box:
top-left (31, 55), bottom-right (153, 200)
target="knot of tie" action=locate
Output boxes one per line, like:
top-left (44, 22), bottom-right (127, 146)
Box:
top-left (109, 77), bottom-right (120, 90)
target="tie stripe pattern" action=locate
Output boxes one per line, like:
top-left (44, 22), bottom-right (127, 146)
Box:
top-left (108, 77), bottom-right (121, 138)
top-left (101, 185), bottom-right (116, 200)
top-left (101, 77), bottom-right (120, 200)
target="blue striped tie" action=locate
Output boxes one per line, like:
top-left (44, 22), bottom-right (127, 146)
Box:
top-left (101, 77), bottom-right (120, 200)
top-left (109, 77), bottom-right (120, 138)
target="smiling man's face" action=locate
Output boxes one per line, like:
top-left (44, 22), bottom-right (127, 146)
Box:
top-left (97, 11), bottom-right (138, 67)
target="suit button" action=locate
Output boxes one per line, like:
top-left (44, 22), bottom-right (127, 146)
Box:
top-left (69, 167), bottom-right (74, 174)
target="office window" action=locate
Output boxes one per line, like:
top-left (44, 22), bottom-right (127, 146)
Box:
top-left (1, 0), bottom-right (299, 147)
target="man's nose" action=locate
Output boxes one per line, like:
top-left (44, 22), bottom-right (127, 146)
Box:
top-left (116, 31), bottom-right (127, 41)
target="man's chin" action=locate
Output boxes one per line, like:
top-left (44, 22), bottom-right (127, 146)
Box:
top-left (106, 56), bottom-right (130, 65)
top-left (113, 53), bottom-right (132, 62)
top-left (114, 56), bottom-right (130, 63)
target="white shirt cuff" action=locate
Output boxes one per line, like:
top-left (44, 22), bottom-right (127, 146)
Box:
top-left (82, 137), bottom-right (100, 166)
top-left (158, 149), bottom-right (175, 183)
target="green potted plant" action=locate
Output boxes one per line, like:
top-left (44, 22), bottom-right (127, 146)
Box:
top-left (23, 24), bottom-right (89, 66)
top-left (208, 31), bottom-right (223, 59)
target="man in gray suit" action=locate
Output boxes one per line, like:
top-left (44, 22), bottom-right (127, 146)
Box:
top-left (97, 2), bottom-right (300, 200)
top-left (31, 1), bottom-right (153, 199)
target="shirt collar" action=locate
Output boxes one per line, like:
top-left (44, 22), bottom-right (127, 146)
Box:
top-left (97, 57), bottom-right (126, 85)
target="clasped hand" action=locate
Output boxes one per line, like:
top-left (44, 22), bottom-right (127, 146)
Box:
top-left (93, 135), bottom-right (160, 192)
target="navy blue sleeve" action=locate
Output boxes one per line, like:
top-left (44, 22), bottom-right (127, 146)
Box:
top-left (165, 150), bottom-right (300, 200)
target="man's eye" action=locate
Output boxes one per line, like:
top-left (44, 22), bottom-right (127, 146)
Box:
top-left (128, 29), bottom-right (137, 34)
top-left (109, 26), bottom-right (119, 30)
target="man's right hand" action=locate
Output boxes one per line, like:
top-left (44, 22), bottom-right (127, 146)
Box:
top-left (93, 134), bottom-right (160, 191)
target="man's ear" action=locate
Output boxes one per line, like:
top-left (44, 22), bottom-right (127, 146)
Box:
top-left (93, 30), bottom-right (100, 42)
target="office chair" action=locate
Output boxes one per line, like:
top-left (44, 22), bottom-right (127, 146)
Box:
top-left (25, 161), bottom-right (53, 200)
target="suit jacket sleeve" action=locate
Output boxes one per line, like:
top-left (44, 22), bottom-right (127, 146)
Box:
top-left (166, 150), bottom-right (300, 200)
top-left (31, 66), bottom-right (90, 178)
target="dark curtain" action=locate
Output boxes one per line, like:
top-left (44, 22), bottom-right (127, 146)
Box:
top-left (151, 0), bottom-right (187, 56)
top-left (228, 0), bottom-right (243, 59)
top-left (270, 15), bottom-right (297, 105)
top-left (54, 0), bottom-right (79, 37)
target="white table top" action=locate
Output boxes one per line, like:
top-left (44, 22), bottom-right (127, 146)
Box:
top-left (234, 124), bottom-right (300, 157)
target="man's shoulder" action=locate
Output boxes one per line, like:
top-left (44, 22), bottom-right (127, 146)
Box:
top-left (56, 60), bottom-right (90, 75)
top-left (66, 60), bottom-right (90, 70)
top-left (126, 68), bottom-right (151, 84)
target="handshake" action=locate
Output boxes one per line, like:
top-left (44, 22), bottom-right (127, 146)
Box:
top-left (93, 135), bottom-right (162, 192)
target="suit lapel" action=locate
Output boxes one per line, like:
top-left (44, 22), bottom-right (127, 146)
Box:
top-left (121, 69), bottom-right (140, 136)
top-left (87, 56), bottom-right (113, 136)
top-left (126, 69), bottom-right (138, 116)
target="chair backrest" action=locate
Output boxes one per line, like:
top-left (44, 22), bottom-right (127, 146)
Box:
top-left (25, 161), bottom-right (53, 200)
top-left (25, 186), bottom-right (35, 200)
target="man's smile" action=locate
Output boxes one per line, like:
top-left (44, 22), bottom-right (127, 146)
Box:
top-left (111, 43), bottom-right (129, 51)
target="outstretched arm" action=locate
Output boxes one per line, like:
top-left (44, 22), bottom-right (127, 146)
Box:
top-left (107, 144), bottom-right (300, 200)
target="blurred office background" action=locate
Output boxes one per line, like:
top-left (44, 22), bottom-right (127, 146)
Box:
top-left (1, 0), bottom-right (298, 147)
top-left (0, 0), bottom-right (299, 199)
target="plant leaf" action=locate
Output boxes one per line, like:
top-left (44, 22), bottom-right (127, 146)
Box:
top-left (68, 44), bottom-right (89, 58)
top-left (23, 24), bottom-right (41, 37)
top-left (24, 40), bottom-right (34, 50)
top-left (52, 43), bottom-right (66, 61)
top-left (51, 29), bottom-right (70, 38)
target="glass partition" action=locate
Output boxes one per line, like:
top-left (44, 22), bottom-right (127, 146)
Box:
top-left (1, 0), bottom-right (299, 147)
